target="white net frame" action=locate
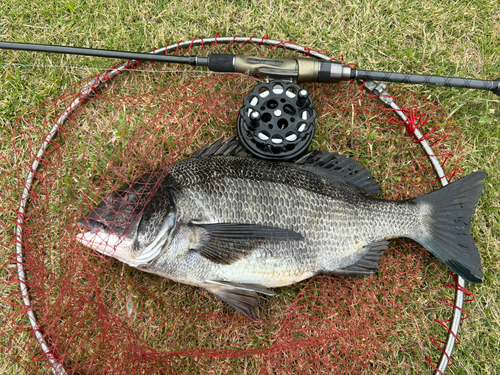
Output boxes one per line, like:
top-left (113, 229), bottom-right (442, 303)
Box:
top-left (14, 36), bottom-right (464, 374)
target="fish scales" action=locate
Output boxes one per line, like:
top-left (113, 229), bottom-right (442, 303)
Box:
top-left (146, 156), bottom-right (425, 287)
top-left (76, 138), bottom-right (485, 317)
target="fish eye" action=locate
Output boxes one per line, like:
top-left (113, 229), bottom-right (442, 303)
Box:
top-left (110, 190), bottom-right (136, 205)
top-left (88, 219), bottom-right (111, 232)
top-left (112, 196), bottom-right (124, 205)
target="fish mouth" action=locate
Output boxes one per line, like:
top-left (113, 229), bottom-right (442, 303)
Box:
top-left (76, 229), bottom-right (121, 256)
top-left (76, 216), bottom-right (138, 261)
top-left (76, 228), bottom-right (141, 267)
top-left (76, 217), bottom-right (118, 255)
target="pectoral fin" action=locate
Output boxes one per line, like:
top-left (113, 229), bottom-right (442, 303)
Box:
top-left (189, 222), bottom-right (304, 265)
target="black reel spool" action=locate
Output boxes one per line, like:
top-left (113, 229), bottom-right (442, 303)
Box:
top-left (237, 81), bottom-right (316, 161)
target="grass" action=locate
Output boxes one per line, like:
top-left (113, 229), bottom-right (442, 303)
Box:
top-left (1, 0), bottom-right (499, 374)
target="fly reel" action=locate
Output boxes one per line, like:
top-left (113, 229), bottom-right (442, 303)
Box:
top-left (237, 81), bottom-right (316, 161)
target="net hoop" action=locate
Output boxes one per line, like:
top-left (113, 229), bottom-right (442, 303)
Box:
top-left (14, 36), bottom-right (463, 375)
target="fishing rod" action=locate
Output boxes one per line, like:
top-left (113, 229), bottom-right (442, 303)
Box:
top-left (1, 41), bottom-right (499, 95)
top-left (2, 40), bottom-right (499, 161)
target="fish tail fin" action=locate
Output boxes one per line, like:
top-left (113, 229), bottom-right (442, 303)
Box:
top-left (413, 171), bottom-right (486, 283)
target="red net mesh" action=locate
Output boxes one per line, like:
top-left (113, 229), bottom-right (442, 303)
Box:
top-left (0, 38), bottom-right (472, 374)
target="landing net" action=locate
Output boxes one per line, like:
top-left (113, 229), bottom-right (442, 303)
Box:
top-left (1, 36), bottom-right (472, 374)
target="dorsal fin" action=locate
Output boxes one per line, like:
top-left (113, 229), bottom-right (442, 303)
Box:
top-left (294, 150), bottom-right (380, 195)
top-left (191, 136), bottom-right (249, 158)
top-left (190, 137), bottom-right (379, 195)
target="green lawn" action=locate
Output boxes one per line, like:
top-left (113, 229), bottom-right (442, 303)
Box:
top-left (1, 0), bottom-right (499, 374)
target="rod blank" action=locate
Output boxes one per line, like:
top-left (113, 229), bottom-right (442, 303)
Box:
top-left (0, 41), bottom-right (208, 66)
top-left (352, 69), bottom-right (500, 95)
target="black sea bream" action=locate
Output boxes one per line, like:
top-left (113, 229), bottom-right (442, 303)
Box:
top-left (76, 138), bottom-right (485, 317)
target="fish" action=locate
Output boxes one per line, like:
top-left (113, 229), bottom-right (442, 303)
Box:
top-left (76, 137), bottom-right (486, 318)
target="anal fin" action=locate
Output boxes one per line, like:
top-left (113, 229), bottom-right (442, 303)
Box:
top-left (328, 240), bottom-right (389, 277)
